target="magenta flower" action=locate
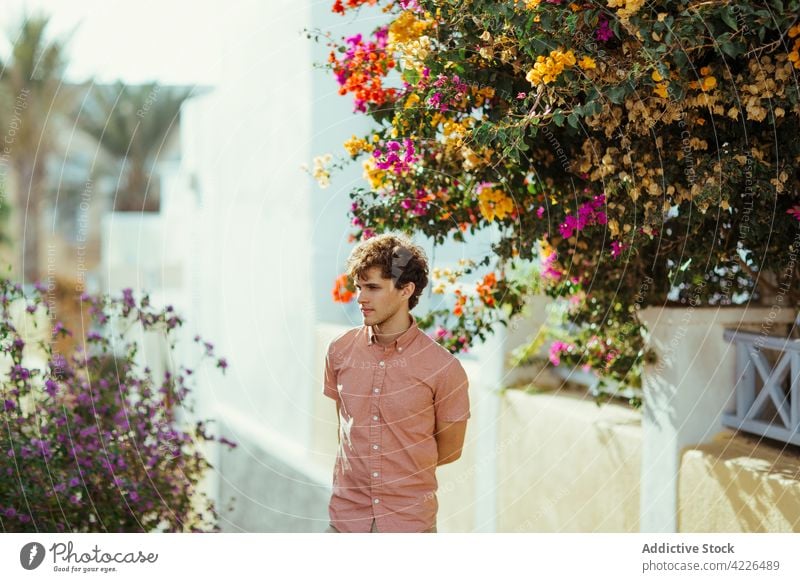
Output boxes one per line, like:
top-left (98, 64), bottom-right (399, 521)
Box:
top-left (398, 0), bottom-right (422, 11)
top-left (541, 257), bottom-right (563, 281)
top-left (373, 139), bottom-right (417, 174)
top-left (548, 340), bottom-right (573, 366)
top-left (610, 240), bottom-right (627, 259)
top-left (787, 206), bottom-right (800, 220)
top-left (595, 16), bottom-right (613, 42)
top-left (559, 194), bottom-right (607, 238)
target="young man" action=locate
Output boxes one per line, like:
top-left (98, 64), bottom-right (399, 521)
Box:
top-left (323, 233), bottom-right (470, 533)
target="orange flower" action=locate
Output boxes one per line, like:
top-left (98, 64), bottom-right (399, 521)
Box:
top-left (332, 274), bottom-right (355, 303)
top-left (476, 272), bottom-right (497, 307)
top-left (452, 291), bottom-right (467, 316)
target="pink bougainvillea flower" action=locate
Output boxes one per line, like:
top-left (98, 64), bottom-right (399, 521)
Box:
top-left (595, 15), bottom-right (613, 42)
top-left (548, 340), bottom-right (573, 366)
top-left (610, 240), bottom-right (627, 259)
top-left (373, 139), bottom-right (417, 174)
top-left (559, 193), bottom-right (607, 238)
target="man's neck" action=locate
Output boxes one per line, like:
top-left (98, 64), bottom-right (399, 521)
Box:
top-left (372, 311), bottom-right (412, 346)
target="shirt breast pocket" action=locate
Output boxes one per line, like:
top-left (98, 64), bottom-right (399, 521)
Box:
top-left (379, 380), bottom-right (434, 431)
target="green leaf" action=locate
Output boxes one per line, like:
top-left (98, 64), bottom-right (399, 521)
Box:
top-left (719, 41), bottom-right (743, 58)
top-left (402, 67), bottom-right (420, 86)
top-left (553, 111), bottom-right (565, 127)
top-left (567, 113), bottom-right (579, 128)
top-left (606, 86), bottom-right (626, 104)
top-left (720, 8), bottom-right (738, 31)
top-left (584, 100), bottom-right (602, 116)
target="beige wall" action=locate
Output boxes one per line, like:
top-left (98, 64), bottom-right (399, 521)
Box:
top-left (495, 389), bottom-right (641, 532)
top-left (679, 430), bottom-right (800, 532)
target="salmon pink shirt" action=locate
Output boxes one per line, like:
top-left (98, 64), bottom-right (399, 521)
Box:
top-left (323, 313), bottom-right (470, 533)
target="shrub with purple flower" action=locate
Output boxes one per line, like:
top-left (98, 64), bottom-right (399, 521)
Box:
top-left (0, 281), bottom-right (236, 532)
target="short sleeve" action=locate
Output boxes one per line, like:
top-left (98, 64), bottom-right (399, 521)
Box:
top-left (433, 358), bottom-right (471, 422)
top-left (323, 342), bottom-right (338, 400)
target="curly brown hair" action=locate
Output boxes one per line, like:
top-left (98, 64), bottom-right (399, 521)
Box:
top-left (345, 233), bottom-right (429, 310)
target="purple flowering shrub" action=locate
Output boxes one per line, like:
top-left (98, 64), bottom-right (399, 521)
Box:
top-left (0, 279), bottom-right (235, 532)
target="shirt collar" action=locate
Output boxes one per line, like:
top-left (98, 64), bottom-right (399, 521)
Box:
top-left (367, 313), bottom-right (418, 351)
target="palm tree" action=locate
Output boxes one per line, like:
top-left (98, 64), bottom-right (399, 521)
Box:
top-left (74, 81), bottom-right (194, 212)
top-left (0, 12), bottom-right (79, 283)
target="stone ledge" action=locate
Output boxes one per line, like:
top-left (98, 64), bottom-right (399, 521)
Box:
top-left (679, 429), bottom-right (800, 532)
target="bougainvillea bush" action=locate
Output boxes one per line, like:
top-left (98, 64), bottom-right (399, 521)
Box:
top-left (0, 279), bottom-right (235, 532)
top-left (317, 0), bottom-right (800, 403)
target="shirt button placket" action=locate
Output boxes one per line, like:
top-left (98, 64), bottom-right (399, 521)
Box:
top-left (371, 354), bottom-right (386, 519)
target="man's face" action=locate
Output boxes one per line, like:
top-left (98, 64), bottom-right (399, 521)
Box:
top-left (356, 266), bottom-right (413, 326)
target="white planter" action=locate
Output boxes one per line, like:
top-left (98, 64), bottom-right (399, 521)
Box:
top-left (637, 304), bottom-right (796, 532)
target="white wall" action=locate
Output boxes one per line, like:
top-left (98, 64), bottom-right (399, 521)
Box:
top-left (177, 0), bottom-right (318, 446)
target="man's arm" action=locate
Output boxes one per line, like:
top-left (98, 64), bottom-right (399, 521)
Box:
top-left (434, 419), bottom-right (467, 466)
top-left (336, 400), bottom-right (341, 444)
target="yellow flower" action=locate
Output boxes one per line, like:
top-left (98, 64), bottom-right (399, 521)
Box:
top-left (526, 49), bottom-right (576, 85)
top-left (478, 187), bottom-right (514, 222)
top-left (362, 157), bottom-right (386, 189)
top-left (388, 11), bottom-right (431, 46)
top-left (538, 237), bottom-right (555, 259)
top-left (700, 76), bottom-right (717, 91)
top-left (311, 154), bottom-right (333, 189)
top-left (578, 56), bottom-right (596, 70)
top-left (790, 38), bottom-right (800, 68)
top-left (651, 69), bottom-right (663, 82)
top-left (343, 135), bottom-right (372, 157)
top-left (607, 0), bottom-right (645, 19)
top-left (653, 82), bottom-right (668, 98)
top-left (404, 93), bottom-right (421, 110)
top-left (442, 119), bottom-right (467, 148)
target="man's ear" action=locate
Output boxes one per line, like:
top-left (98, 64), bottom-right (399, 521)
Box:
top-left (402, 281), bottom-right (415, 300)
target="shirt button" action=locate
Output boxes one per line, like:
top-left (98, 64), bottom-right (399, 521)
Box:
top-left (373, 499), bottom-right (380, 504)
top-left (372, 415), bottom-right (378, 421)
top-left (379, 360), bottom-right (385, 367)
top-left (372, 444), bottom-right (379, 450)
top-left (373, 387), bottom-right (379, 393)
top-left (372, 471), bottom-right (379, 477)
